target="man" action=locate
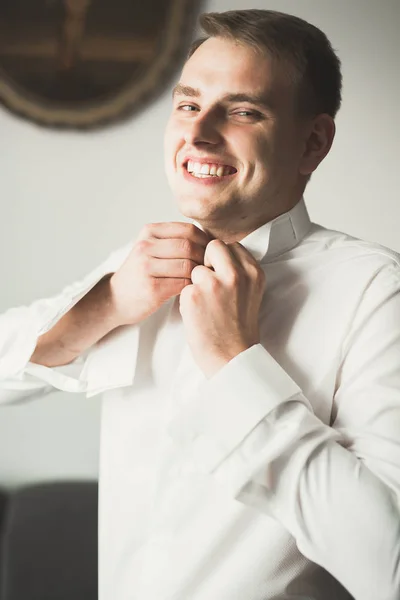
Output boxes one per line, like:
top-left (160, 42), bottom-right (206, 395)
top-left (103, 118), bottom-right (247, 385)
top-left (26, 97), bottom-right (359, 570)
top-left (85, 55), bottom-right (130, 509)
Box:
top-left (1, 9), bottom-right (400, 600)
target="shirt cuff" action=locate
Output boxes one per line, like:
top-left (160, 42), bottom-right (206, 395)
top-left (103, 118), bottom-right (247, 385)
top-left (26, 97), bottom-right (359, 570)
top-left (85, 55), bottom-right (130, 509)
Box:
top-left (1, 274), bottom-right (110, 381)
top-left (1, 239), bottom-right (137, 397)
top-left (80, 323), bottom-right (140, 397)
top-left (19, 322), bottom-right (141, 397)
top-left (167, 343), bottom-right (308, 472)
top-left (24, 355), bottom-right (88, 393)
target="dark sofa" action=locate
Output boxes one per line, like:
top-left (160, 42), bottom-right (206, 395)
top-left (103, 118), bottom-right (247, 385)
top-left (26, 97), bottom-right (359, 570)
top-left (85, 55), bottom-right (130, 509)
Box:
top-left (0, 481), bottom-right (98, 600)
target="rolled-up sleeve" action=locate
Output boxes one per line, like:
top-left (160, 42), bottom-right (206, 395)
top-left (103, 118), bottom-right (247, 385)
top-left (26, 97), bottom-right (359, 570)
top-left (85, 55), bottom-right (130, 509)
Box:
top-left (0, 240), bottom-right (135, 405)
top-left (167, 263), bottom-right (400, 600)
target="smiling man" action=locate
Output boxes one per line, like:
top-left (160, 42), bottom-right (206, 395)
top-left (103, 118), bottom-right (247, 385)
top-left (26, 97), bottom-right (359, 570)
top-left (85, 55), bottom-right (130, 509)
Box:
top-left (165, 31), bottom-right (335, 241)
top-left (1, 9), bottom-right (400, 600)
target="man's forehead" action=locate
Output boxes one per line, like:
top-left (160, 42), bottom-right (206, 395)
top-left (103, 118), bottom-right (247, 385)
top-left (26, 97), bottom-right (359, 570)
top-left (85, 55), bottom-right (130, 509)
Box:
top-left (182, 37), bottom-right (273, 79)
top-left (175, 40), bottom-right (292, 108)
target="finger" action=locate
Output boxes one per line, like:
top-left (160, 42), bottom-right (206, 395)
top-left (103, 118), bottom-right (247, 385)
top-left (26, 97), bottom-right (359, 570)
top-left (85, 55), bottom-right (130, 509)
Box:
top-left (139, 222), bottom-right (213, 248)
top-left (147, 238), bottom-right (206, 265)
top-left (228, 242), bottom-right (266, 289)
top-left (154, 276), bottom-right (191, 295)
top-left (226, 241), bottom-right (260, 270)
top-left (203, 239), bottom-right (243, 278)
top-left (147, 256), bottom-right (199, 279)
top-left (190, 264), bottom-right (216, 285)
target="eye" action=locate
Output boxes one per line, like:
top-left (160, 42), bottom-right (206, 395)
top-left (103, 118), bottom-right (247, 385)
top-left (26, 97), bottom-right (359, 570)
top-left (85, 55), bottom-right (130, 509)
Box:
top-left (177, 104), bottom-right (198, 112)
top-left (233, 110), bottom-right (262, 119)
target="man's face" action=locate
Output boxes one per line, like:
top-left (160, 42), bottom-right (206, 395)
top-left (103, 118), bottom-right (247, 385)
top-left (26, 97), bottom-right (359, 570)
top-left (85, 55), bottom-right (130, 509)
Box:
top-left (164, 36), bottom-right (308, 235)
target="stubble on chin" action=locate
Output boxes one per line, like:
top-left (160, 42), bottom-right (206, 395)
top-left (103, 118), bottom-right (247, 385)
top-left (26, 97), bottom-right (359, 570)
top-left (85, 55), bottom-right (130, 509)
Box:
top-left (177, 194), bottom-right (244, 230)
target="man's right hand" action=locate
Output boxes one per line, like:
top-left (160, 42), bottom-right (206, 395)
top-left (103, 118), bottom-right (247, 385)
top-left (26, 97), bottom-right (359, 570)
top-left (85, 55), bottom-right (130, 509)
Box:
top-left (30, 222), bottom-right (212, 368)
top-left (110, 222), bottom-right (213, 327)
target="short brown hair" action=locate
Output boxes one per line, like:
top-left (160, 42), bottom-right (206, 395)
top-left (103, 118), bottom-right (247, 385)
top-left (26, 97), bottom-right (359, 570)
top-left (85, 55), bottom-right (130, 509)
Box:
top-left (188, 9), bottom-right (342, 119)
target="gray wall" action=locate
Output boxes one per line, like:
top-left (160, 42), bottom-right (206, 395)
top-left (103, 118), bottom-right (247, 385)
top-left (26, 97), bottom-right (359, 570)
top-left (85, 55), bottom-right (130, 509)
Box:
top-left (1, 0), bottom-right (399, 487)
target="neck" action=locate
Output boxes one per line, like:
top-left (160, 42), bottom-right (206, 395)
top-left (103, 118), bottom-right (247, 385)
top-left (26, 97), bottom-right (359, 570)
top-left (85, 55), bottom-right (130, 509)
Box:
top-left (196, 198), bottom-right (301, 243)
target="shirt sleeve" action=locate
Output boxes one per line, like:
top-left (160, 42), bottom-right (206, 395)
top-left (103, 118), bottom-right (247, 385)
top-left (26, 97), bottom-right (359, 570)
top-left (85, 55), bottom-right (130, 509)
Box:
top-left (166, 262), bottom-right (400, 600)
top-left (0, 240), bottom-right (134, 406)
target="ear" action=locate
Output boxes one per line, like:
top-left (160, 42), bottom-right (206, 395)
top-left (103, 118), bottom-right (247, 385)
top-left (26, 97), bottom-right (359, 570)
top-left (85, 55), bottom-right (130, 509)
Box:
top-left (299, 113), bottom-right (336, 176)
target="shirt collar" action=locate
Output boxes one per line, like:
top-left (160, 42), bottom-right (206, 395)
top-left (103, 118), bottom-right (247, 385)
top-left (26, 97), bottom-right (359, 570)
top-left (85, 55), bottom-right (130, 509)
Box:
top-left (82, 198), bottom-right (312, 396)
top-left (191, 196), bottom-right (312, 263)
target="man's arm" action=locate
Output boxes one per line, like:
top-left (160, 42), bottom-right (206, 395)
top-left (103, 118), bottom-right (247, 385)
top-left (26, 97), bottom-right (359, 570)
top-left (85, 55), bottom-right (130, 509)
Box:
top-left (1, 222), bottom-right (211, 405)
top-left (30, 222), bottom-right (213, 369)
top-left (0, 243), bottom-right (132, 405)
top-left (167, 261), bottom-right (400, 600)
top-left (30, 274), bottom-right (121, 368)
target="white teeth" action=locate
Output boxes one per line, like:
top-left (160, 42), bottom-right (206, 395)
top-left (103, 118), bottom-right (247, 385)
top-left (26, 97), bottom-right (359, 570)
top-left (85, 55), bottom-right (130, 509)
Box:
top-left (186, 161), bottom-right (235, 177)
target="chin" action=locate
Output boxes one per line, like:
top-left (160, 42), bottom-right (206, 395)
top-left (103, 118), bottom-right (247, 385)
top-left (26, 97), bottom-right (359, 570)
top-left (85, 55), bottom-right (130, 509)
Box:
top-left (174, 193), bottom-right (216, 220)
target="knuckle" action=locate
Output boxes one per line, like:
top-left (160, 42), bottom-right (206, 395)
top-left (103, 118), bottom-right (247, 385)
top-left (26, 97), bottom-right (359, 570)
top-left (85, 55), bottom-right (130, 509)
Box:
top-left (180, 238), bottom-right (193, 256)
top-left (180, 258), bottom-right (193, 276)
top-left (136, 239), bottom-right (151, 254)
top-left (247, 265), bottom-right (260, 279)
top-left (141, 223), bottom-right (153, 238)
top-left (193, 264), bottom-right (205, 279)
top-left (208, 276), bottom-right (220, 292)
top-left (226, 270), bottom-right (240, 286)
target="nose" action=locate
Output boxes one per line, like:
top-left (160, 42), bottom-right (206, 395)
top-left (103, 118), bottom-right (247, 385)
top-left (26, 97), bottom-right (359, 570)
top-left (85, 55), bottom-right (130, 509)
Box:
top-left (183, 111), bottom-right (223, 147)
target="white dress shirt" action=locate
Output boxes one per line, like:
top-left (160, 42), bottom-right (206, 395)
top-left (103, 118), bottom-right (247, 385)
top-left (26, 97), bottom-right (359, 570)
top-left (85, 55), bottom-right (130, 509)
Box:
top-left (1, 197), bottom-right (400, 600)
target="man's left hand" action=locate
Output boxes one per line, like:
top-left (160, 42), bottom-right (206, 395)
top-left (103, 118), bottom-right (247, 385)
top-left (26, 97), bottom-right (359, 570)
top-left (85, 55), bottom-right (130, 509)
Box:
top-left (179, 239), bottom-right (266, 378)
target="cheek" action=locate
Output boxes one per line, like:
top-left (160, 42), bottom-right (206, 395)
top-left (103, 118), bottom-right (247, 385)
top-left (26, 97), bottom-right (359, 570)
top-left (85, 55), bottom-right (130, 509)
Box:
top-left (272, 121), bottom-right (302, 164)
top-left (240, 137), bottom-right (272, 181)
top-left (164, 119), bottom-right (183, 165)
top-left (240, 128), bottom-right (271, 161)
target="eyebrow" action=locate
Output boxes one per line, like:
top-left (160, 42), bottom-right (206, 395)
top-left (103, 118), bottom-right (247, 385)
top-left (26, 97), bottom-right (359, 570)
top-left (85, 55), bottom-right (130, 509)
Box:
top-left (172, 83), bottom-right (274, 112)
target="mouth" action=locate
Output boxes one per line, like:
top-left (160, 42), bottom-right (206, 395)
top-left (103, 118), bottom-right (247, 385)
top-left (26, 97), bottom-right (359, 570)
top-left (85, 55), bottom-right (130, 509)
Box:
top-left (183, 159), bottom-right (237, 179)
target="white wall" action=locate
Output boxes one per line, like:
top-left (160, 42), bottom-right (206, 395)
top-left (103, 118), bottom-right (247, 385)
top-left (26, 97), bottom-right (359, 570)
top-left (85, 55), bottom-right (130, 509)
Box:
top-left (0, 0), bottom-right (399, 487)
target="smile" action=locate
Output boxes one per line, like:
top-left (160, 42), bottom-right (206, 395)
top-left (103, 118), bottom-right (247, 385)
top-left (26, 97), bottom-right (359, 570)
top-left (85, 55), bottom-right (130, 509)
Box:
top-left (186, 160), bottom-right (236, 177)
top-left (182, 162), bottom-right (237, 186)
top-left (183, 160), bottom-right (237, 181)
